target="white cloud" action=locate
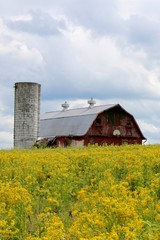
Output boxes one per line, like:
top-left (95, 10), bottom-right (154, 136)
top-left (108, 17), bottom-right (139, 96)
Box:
top-left (138, 120), bottom-right (160, 134)
top-left (0, 38), bottom-right (43, 64)
top-left (0, 131), bottom-right (13, 148)
top-left (59, 23), bottom-right (160, 99)
top-left (0, 131), bottom-right (13, 142)
top-left (4, 11), bottom-right (67, 37)
top-left (116, 0), bottom-right (137, 19)
top-left (0, 113), bottom-right (13, 149)
top-left (0, 114), bottom-right (13, 131)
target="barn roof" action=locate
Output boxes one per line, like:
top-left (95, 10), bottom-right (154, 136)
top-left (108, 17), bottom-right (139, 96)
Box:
top-left (39, 103), bottom-right (145, 139)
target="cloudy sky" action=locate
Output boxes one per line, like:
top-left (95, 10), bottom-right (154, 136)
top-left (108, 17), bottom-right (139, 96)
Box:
top-left (1, 0), bottom-right (160, 148)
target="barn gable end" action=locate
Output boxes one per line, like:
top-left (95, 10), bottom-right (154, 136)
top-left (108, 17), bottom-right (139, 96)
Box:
top-left (86, 105), bottom-right (145, 145)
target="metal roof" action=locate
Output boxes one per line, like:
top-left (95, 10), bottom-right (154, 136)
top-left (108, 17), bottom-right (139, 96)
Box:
top-left (41, 104), bottom-right (116, 120)
top-left (40, 104), bottom-right (118, 138)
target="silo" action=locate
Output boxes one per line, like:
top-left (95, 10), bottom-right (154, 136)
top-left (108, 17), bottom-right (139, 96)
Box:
top-left (14, 82), bottom-right (41, 148)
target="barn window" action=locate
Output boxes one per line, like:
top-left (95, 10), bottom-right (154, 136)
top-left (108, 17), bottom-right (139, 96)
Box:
top-left (96, 118), bottom-right (102, 125)
top-left (126, 121), bottom-right (131, 127)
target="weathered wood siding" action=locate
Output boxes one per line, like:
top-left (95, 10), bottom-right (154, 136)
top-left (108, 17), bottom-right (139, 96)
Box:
top-left (86, 107), bottom-right (143, 145)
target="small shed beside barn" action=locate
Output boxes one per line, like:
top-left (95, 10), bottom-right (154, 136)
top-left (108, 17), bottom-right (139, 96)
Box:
top-left (39, 99), bottom-right (146, 147)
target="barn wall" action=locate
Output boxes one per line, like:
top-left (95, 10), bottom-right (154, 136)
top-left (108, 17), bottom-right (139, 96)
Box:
top-left (84, 136), bottom-right (142, 146)
top-left (54, 135), bottom-right (142, 147)
top-left (54, 136), bottom-right (84, 147)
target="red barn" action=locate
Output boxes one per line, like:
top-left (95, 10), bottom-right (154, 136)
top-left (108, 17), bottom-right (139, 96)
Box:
top-left (39, 99), bottom-right (146, 147)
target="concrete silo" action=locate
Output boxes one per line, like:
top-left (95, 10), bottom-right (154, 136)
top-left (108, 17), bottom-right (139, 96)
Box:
top-left (14, 82), bottom-right (41, 148)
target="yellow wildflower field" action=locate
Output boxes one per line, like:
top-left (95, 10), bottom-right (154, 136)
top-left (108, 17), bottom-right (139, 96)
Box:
top-left (0, 145), bottom-right (160, 239)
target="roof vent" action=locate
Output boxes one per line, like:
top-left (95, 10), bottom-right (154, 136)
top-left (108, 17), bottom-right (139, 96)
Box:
top-left (61, 101), bottom-right (69, 111)
top-left (88, 98), bottom-right (96, 108)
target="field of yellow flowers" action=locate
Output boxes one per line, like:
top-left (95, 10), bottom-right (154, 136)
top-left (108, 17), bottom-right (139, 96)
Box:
top-left (0, 144), bottom-right (160, 239)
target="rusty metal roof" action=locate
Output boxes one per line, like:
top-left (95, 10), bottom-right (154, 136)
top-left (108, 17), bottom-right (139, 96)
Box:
top-left (39, 104), bottom-right (117, 138)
